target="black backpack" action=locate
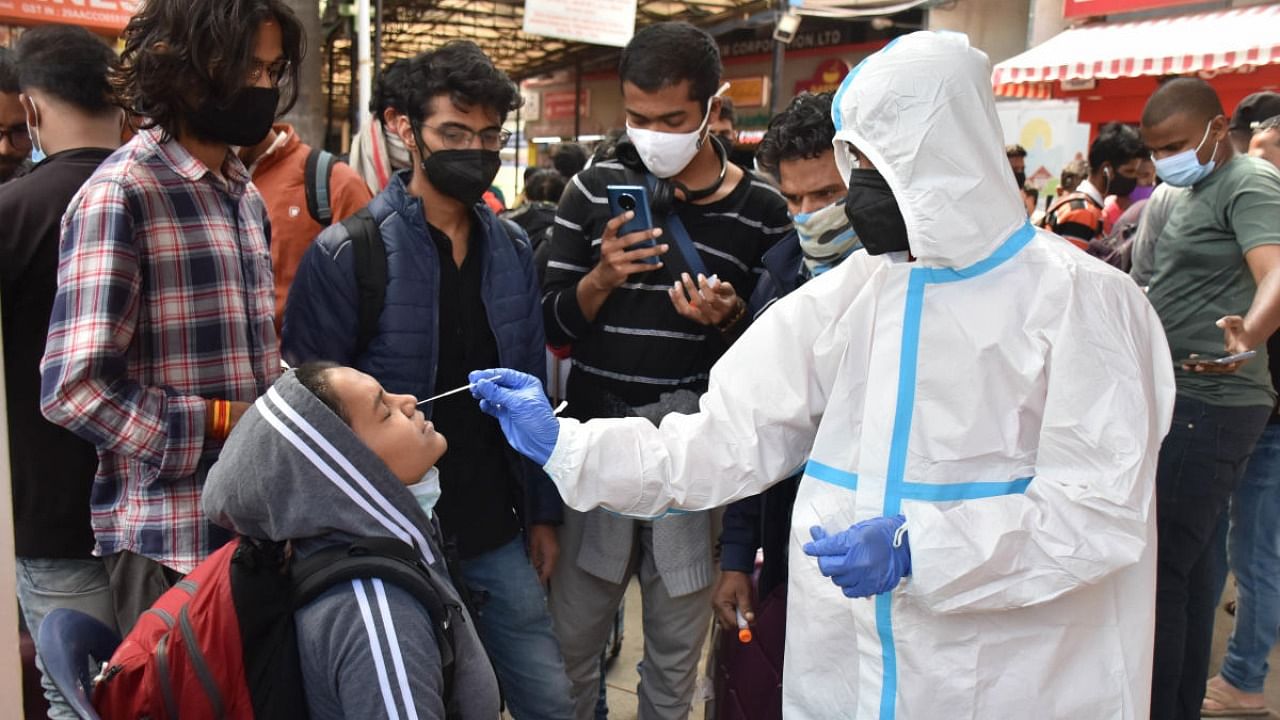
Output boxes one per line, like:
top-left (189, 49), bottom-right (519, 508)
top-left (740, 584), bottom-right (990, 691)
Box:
top-left (285, 538), bottom-right (458, 703)
top-left (340, 208), bottom-right (526, 357)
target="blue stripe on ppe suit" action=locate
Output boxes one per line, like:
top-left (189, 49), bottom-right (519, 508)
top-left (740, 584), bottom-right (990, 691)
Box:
top-left (797, 222), bottom-right (1038, 720)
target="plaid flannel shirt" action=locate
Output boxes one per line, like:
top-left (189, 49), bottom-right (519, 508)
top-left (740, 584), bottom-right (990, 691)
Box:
top-left (40, 127), bottom-right (281, 573)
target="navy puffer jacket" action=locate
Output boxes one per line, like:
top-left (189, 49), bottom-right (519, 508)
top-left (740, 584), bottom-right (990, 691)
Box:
top-left (281, 171), bottom-right (560, 525)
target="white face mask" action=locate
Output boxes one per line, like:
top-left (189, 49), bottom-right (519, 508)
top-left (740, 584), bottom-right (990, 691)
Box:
top-left (406, 467), bottom-right (441, 518)
top-left (626, 83), bottom-right (729, 179)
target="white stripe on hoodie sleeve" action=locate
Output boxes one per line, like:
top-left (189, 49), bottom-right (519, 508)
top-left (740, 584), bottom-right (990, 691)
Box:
top-left (374, 579), bottom-right (420, 720)
top-left (352, 579), bottom-right (404, 720)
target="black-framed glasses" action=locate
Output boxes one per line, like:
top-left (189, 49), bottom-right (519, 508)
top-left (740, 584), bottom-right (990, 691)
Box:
top-left (422, 122), bottom-right (512, 151)
top-left (247, 59), bottom-right (291, 87)
top-left (0, 125), bottom-right (31, 149)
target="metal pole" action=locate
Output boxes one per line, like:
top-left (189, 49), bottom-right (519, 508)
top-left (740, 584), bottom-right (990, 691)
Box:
top-left (356, 0), bottom-right (373, 133)
top-left (0, 300), bottom-right (19, 720)
top-left (374, 0), bottom-right (384, 85)
top-left (325, 28), bottom-right (338, 150)
top-left (769, 1), bottom-right (787, 116)
top-left (573, 59), bottom-right (583, 141)
top-left (515, 99), bottom-right (523, 196)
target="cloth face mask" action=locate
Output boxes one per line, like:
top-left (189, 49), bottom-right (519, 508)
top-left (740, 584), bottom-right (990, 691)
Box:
top-left (186, 87), bottom-right (280, 148)
top-left (794, 199), bottom-right (860, 276)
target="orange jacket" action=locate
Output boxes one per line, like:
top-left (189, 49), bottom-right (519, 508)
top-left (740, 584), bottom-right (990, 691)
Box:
top-left (249, 124), bottom-right (372, 325)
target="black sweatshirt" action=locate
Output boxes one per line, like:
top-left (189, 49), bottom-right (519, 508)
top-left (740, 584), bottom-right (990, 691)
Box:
top-left (2, 148), bottom-right (114, 558)
top-left (542, 160), bottom-right (790, 413)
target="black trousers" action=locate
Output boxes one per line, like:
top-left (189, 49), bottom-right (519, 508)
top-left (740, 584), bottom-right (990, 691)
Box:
top-left (1150, 395), bottom-right (1271, 720)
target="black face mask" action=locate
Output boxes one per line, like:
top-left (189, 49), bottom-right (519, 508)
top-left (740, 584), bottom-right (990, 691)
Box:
top-left (186, 87), bottom-right (278, 147)
top-left (418, 141), bottom-right (501, 207)
top-left (1013, 170), bottom-right (1027, 188)
top-left (844, 168), bottom-right (910, 256)
top-left (1106, 169), bottom-right (1138, 198)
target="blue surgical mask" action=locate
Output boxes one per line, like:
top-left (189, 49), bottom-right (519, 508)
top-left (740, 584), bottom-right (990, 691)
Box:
top-left (1153, 120), bottom-right (1218, 187)
top-left (25, 96), bottom-right (45, 165)
top-left (406, 467), bottom-right (441, 518)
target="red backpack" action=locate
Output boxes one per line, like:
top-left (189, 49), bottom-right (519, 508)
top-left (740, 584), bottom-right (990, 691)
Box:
top-left (93, 536), bottom-right (455, 719)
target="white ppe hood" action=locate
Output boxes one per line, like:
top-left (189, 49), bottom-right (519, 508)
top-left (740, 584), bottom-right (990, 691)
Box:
top-left (541, 31), bottom-right (1175, 719)
top-left (832, 31), bottom-right (1028, 269)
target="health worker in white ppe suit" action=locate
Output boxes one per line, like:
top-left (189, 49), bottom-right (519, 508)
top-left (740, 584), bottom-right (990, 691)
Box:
top-left (471, 31), bottom-right (1176, 719)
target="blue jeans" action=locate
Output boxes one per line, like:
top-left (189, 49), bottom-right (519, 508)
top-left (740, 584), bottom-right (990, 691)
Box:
top-left (1213, 422), bottom-right (1280, 693)
top-left (16, 557), bottom-right (116, 720)
top-left (460, 535), bottom-right (574, 720)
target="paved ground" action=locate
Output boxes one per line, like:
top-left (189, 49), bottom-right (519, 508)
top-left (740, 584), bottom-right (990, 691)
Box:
top-left (595, 576), bottom-right (1280, 720)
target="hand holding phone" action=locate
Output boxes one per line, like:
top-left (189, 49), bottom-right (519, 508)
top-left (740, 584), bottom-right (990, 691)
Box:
top-left (607, 185), bottom-right (660, 265)
top-left (1179, 349), bottom-right (1257, 372)
top-left (590, 186), bottom-right (666, 291)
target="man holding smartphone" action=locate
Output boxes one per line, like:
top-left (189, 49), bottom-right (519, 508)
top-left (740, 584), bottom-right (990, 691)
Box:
top-left (540, 21), bottom-right (789, 719)
top-left (1141, 78), bottom-right (1280, 720)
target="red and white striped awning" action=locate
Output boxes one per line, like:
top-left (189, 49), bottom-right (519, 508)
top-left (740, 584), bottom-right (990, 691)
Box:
top-left (992, 4), bottom-right (1280, 88)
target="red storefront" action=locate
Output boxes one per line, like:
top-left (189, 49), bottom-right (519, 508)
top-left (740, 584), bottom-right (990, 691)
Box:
top-left (992, 3), bottom-right (1280, 133)
top-left (0, 0), bottom-right (135, 45)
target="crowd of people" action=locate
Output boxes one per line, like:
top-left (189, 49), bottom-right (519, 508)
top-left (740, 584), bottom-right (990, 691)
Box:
top-left (4, 1), bottom-right (1280, 719)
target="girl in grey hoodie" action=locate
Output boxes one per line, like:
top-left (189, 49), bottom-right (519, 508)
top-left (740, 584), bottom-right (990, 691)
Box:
top-left (203, 363), bottom-right (501, 719)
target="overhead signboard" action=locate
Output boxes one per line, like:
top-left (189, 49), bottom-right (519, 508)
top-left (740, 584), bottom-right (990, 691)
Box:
top-left (1063, 0), bottom-right (1206, 19)
top-left (520, 90), bottom-right (542, 122)
top-left (523, 0), bottom-right (637, 48)
top-left (724, 77), bottom-right (769, 109)
top-left (544, 90), bottom-right (590, 121)
top-left (795, 59), bottom-right (852, 96)
top-left (0, 0), bottom-right (141, 33)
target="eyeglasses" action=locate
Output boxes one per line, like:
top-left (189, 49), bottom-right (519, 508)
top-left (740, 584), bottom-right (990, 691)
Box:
top-left (247, 59), bottom-right (291, 87)
top-left (422, 123), bottom-right (512, 151)
top-left (0, 125), bottom-right (31, 149)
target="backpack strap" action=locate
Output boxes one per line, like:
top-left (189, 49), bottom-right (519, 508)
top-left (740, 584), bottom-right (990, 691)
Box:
top-left (292, 539), bottom-right (457, 705)
top-left (341, 208), bottom-right (386, 358)
top-left (305, 148), bottom-right (337, 226)
top-left (642, 173), bottom-right (709, 280)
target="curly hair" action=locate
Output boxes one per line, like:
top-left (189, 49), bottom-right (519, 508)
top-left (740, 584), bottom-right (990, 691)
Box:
top-left (370, 56), bottom-right (411, 125)
top-left (755, 92), bottom-right (836, 179)
top-left (16, 25), bottom-right (118, 115)
top-left (619, 22), bottom-right (722, 106)
top-left (397, 41), bottom-right (522, 126)
top-left (111, 0), bottom-right (304, 140)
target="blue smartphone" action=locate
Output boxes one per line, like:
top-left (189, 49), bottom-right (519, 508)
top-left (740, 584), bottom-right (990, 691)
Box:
top-left (606, 185), bottom-right (659, 265)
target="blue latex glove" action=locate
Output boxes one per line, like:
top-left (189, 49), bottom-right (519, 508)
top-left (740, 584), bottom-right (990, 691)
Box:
top-left (802, 514), bottom-right (911, 598)
top-left (468, 369), bottom-right (559, 466)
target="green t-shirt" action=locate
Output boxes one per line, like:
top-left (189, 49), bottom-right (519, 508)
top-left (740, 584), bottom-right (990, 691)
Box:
top-left (1149, 155), bottom-right (1280, 408)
